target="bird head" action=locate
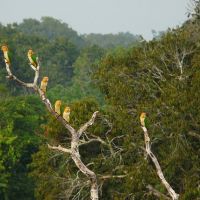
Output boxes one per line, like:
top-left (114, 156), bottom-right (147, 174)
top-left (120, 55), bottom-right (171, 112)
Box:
top-left (55, 100), bottom-right (62, 106)
top-left (64, 107), bottom-right (70, 113)
top-left (42, 77), bottom-right (49, 82)
top-left (1, 45), bottom-right (8, 52)
top-left (28, 49), bottom-right (34, 56)
top-left (140, 112), bottom-right (146, 119)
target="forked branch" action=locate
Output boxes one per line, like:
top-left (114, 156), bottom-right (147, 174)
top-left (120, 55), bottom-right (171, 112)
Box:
top-left (3, 56), bottom-right (99, 200)
top-left (77, 111), bottom-right (99, 137)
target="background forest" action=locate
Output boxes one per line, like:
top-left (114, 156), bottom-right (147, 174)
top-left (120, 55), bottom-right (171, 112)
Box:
top-left (0, 4), bottom-right (200, 200)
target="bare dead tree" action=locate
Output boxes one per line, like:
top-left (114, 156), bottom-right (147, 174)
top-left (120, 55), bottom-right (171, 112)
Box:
top-left (141, 30), bottom-right (196, 83)
top-left (157, 43), bottom-right (195, 80)
top-left (2, 52), bottom-right (127, 199)
top-left (3, 56), bottom-right (99, 199)
top-left (140, 123), bottom-right (179, 200)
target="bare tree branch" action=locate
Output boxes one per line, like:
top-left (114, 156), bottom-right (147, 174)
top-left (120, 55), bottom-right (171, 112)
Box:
top-left (146, 184), bottom-right (171, 200)
top-left (79, 136), bottom-right (107, 147)
top-left (99, 174), bottom-right (127, 180)
top-left (5, 62), bottom-right (34, 87)
top-left (77, 111), bottom-right (99, 137)
top-left (141, 126), bottom-right (179, 200)
top-left (187, 131), bottom-right (200, 140)
top-left (47, 144), bottom-right (72, 154)
top-left (187, 0), bottom-right (200, 19)
top-left (3, 57), bottom-right (99, 200)
top-left (3, 51), bottom-right (124, 200)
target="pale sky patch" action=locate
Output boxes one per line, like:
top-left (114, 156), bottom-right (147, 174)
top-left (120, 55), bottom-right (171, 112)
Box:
top-left (0, 0), bottom-right (190, 39)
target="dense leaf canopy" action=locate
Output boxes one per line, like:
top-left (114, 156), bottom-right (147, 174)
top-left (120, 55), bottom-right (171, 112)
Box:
top-left (0, 8), bottom-right (200, 200)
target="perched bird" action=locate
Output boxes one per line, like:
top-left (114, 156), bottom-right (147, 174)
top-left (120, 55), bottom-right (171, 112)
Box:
top-left (1, 45), bottom-right (11, 64)
top-left (140, 112), bottom-right (147, 127)
top-left (40, 77), bottom-right (49, 93)
top-left (55, 100), bottom-right (62, 115)
top-left (63, 107), bottom-right (70, 122)
top-left (27, 49), bottom-right (38, 68)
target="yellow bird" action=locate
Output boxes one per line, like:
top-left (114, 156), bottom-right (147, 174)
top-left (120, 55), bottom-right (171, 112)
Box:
top-left (55, 100), bottom-right (62, 115)
top-left (40, 77), bottom-right (49, 93)
top-left (140, 112), bottom-right (147, 127)
top-left (63, 106), bottom-right (70, 122)
top-left (1, 45), bottom-right (11, 64)
top-left (27, 49), bottom-right (38, 68)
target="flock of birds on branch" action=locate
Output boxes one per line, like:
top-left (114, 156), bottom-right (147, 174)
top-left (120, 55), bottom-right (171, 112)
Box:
top-left (1, 45), bottom-right (181, 199)
top-left (1, 45), bottom-right (70, 123)
top-left (1, 45), bottom-right (148, 127)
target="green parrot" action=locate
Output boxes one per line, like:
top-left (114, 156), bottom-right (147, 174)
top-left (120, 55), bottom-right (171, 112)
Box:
top-left (140, 112), bottom-right (149, 128)
top-left (1, 45), bottom-right (11, 64)
top-left (27, 49), bottom-right (38, 68)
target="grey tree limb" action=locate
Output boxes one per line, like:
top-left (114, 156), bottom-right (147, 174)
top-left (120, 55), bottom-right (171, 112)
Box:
top-left (141, 126), bottom-right (179, 200)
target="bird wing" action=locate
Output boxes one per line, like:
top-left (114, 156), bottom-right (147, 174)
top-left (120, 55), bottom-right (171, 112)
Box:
top-left (32, 54), bottom-right (38, 65)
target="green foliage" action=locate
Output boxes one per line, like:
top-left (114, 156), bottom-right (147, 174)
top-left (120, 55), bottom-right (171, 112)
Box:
top-left (83, 32), bottom-right (140, 48)
top-left (1, 14), bottom-right (200, 200)
top-left (0, 22), bottom-right (80, 95)
top-left (93, 27), bottom-right (200, 199)
top-left (29, 145), bottom-right (71, 200)
top-left (30, 98), bottom-right (100, 199)
top-left (43, 97), bottom-right (99, 141)
top-left (0, 134), bottom-right (17, 200)
top-left (0, 96), bottom-right (45, 200)
top-left (15, 17), bottom-right (86, 48)
top-left (47, 45), bottom-right (105, 104)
